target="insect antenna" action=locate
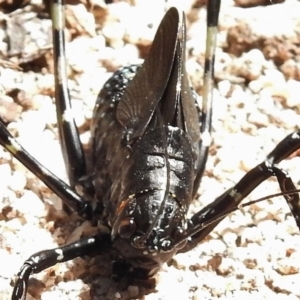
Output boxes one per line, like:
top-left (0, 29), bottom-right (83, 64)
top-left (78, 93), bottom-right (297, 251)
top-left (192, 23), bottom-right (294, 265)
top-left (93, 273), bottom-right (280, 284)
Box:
top-left (170, 187), bottom-right (300, 250)
top-left (173, 185), bottom-right (300, 250)
top-left (238, 189), bottom-right (300, 228)
top-left (207, 188), bottom-right (300, 231)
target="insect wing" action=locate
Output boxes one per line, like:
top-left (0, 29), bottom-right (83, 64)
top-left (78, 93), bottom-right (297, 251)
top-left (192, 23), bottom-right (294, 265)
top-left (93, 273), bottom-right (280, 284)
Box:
top-left (160, 11), bottom-right (200, 154)
top-left (158, 20), bottom-right (181, 127)
top-left (179, 15), bottom-right (201, 154)
top-left (116, 8), bottom-right (180, 142)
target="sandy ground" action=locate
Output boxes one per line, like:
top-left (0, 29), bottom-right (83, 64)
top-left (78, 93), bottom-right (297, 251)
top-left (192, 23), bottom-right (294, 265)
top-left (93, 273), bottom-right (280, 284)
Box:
top-left (0, 0), bottom-right (300, 299)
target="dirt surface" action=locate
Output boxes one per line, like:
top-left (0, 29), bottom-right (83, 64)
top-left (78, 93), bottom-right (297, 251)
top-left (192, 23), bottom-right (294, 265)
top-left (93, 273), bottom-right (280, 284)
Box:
top-left (0, 0), bottom-right (300, 300)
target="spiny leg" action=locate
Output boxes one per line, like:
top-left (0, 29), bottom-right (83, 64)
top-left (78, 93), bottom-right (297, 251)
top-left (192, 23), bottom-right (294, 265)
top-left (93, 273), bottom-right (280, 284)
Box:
top-left (193, 0), bottom-right (221, 196)
top-left (12, 233), bottom-right (111, 300)
top-left (180, 130), bottom-right (300, 253)
top-left (51, 0), bottom-right (88, 190)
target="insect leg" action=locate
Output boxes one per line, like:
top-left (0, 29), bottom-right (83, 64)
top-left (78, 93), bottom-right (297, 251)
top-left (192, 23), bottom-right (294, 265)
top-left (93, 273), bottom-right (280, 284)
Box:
top-left (0, 122), bottom-right (93, 219)
top-left (180, 130), bottom-right (300, 253)
top-left (50, 0), bottom-right (87, 190)
top-left (193, 0), bottom-right (221, 195)
top-left (11, 233), bottom-right (111, 300)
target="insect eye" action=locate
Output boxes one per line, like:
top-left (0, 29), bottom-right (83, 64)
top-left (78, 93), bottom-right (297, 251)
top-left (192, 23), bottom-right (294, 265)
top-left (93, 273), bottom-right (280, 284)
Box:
top-left (160, 238), bottom-right (172, 252)
top-left (118, 218), bottom-right (136, 239)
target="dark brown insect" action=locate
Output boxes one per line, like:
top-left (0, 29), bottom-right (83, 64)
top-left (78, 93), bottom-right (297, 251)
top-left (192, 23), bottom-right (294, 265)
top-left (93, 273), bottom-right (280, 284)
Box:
top-left (0, 0), bottom-right (299, 299)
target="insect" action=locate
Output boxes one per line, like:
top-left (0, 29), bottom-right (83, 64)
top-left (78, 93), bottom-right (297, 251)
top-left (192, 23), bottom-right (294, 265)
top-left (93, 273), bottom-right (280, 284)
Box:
top-left (1, 0), bottom-right (300, 299)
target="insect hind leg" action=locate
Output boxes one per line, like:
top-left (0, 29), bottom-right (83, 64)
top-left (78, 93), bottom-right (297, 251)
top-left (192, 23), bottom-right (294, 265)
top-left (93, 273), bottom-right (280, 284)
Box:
top-left (50, 0), bottom-right (88, 193)
top-left (193, 0), bottom-right (221, 196)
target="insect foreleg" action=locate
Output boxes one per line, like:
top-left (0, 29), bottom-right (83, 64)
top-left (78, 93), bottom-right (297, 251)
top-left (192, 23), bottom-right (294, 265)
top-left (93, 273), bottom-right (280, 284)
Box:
top-left (12, 233), bottom-right (111, 300)
top-left (179, 129), bottom-right (300, 253)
